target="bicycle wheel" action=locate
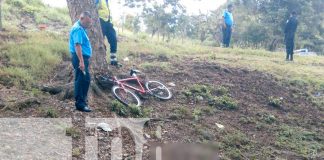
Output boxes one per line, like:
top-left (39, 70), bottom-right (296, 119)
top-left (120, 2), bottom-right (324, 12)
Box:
top-left (145, 81), bottom-right (172, 100)
top-left (112, 85), bottom-right (141, 106)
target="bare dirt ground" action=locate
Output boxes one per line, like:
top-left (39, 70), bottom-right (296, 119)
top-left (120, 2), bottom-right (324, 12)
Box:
top-left (0, 52), bottom-right (323, 159)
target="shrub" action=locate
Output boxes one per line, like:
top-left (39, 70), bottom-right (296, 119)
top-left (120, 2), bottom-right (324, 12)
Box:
top-left (6, 0), bottom-right (25, 8)
top-left (111, 100), bottom-right (128, 116)
top-left (210, 95), bottom-right (238, 110)
top-left (226, 148), bottom-right (243, 160)
top-left (262, 114), bottom-right (276, 124)
top-left (110, 100), bottom-right (147, 118)
top-left (215, 86), bottom-right (229, 96)
top-left (45, 108), bottom-right (59, 118)
top-left (183, 84), bottom-right (214, 101)
top-left (22, 5), bottom-right (40, 15)
top-left (192, 108), bottom-right (202, 121)
top-left (129, 105), bottom-right (143, 118)
top-left (268, 96), bottom-right (283, 108)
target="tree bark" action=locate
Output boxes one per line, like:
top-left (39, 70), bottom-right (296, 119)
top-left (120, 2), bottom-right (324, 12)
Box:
top-left (66, 0), bottom-right (108, 72)
top-left (268, 38), bottom-right (278, 51)
top-left (0, 0), bottom-right (3, 31)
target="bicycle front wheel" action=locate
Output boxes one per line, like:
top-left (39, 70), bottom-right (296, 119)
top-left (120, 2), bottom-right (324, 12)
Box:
top-left (112, 85), bottom-right (141, 106)
top-left (145, 81), bottom-right (172, 100)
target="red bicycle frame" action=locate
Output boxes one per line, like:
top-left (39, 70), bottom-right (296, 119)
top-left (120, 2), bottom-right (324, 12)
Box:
top-left (113, 76), bottom-right (146, 94)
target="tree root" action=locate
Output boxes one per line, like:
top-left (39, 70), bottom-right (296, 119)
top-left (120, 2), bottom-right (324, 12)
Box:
top-left (1, 98), bottom-right (40, 111)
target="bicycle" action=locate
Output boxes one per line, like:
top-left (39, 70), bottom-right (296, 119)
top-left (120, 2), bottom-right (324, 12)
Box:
top-left (111, 69), bottom-right (172, 106)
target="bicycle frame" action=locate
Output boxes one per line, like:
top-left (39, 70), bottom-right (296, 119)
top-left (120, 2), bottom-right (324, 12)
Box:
top-left (113, 76), bottom-right (147, 94)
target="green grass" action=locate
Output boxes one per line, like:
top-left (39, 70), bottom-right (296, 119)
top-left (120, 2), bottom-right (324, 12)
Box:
top-left (2, 0), bottom-right (71, 27)
top-left (117, 31), bottom-right (324, 109)
top-left (65, 127), bottom-right (81, 138)
top-left (140, 61), bottom-right (171, 71)
top-left (207, 48), bottom-right (324, 90)
top-left (210, 95), bottom-right (239, 110)
top-left (221, 131), bottom-right (251, 159)
top-left (0, 31), bottom-right (69, 88)
top-left (183, 84), bottom-right (213, 99)
top-left (118, 30), bottom-right (213, 58)
top-left (110, 100), bottom-right (150, 118)
top-left (275, 125), bottom-right (323, 158)
top-left (119, 31), bottom-right (324, 90)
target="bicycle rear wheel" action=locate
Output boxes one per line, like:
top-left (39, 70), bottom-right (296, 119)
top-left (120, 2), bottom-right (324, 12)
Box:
top-left (112, 85), bottom-right (141, 106)
top-left (145, 81), bottom-right (172, 100)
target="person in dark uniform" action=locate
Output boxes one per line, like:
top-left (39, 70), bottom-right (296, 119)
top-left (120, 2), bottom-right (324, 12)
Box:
top-left (96, 0), bottom-right (120, 66)
top-left (284, 11), bottom-right (298, 61)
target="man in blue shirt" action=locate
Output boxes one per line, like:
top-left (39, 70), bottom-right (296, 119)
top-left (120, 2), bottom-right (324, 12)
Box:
top-left (69, 11), bottom-right (93, 112)
top-left (222, 4), bottom-right (234, 48)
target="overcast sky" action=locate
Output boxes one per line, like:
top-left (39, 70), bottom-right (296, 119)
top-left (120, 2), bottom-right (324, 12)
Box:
top-left (42, 0), bottom-right (227, 20)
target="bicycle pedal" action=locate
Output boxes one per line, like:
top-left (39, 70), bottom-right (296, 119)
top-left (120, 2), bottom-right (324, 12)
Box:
top-left (137, 92), bottom-right (149, 99)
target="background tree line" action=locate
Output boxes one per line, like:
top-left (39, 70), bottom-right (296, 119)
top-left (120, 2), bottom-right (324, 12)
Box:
top-left (0, 0), bottom-right (322, 54)
top-left (123, 0), bottom-right (324, 55)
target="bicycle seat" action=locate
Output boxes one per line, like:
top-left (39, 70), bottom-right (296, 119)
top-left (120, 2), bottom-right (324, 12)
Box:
top-left (130, 69), bottom-right (141, 76)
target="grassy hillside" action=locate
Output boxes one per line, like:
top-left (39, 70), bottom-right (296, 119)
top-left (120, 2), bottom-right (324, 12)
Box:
top-left (118, 31), bottom-right (324, 108)
top-left (0, 30), bottom-right (69, 88)
top-left (0, 29), bottom-right (323, 159)
top-left (1, 0), bottom-right (70, 31)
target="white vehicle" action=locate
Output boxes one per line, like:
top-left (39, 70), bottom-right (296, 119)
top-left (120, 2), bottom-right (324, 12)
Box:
top-left (294, 48), bottom-right (317, 56)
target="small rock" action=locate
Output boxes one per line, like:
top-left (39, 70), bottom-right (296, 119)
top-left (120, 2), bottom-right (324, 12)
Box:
top-left (196, 96), bottom-right (204, 101)
top-left (167, 82), bottom-right (176, 87)
top-left (144, 133), bottom-right (151, 139)
top-left (123, 57), bottom-right (130, 62)
top-left (215, 123), bottom-right (225, 129)
top-left (98, 137), bottom-right (105, 140)
top-left (223, 68), bottom-right (232, 74)
top-left (97, 123), bottom-right (112, 132)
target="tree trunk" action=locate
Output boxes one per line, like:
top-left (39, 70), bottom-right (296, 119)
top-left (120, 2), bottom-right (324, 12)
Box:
top-left (66, 0), bottom-right (108, 72)
top-left (0, 0), bottom-right (3, 31)
top-left (268, 38), bottom-right (278, 51)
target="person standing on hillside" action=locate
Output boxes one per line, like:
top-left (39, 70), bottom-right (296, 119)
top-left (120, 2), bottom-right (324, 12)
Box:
top-left (69, 12), bottom-right (93, 112)
top-left (222, 4), bottom-right (234, 48)
top-left (95, 0), bottom-right (119, 66)
top-left (284, 11), bottom-right (298, 61)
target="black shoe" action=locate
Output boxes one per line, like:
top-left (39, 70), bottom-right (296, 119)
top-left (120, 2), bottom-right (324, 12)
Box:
top-left (76, 106), bottom-right (92, 112)
top-left (111, 61), bottom-right (122, 67)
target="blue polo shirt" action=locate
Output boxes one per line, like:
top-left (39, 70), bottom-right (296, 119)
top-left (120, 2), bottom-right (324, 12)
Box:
top-left (223, 10), bottom-right (233, 26)
top-left (69, 20), bottom-right (92, 57)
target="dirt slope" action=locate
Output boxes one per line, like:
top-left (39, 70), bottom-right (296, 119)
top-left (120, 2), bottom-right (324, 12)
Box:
top-left (0, 52), bottom-right (323, 159)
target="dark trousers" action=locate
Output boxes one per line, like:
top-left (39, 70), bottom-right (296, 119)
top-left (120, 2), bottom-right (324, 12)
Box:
top-left (222, 25), bottom-right (232, 48)
top-left (99, 18), bottom-right (117, 54)
top-left (285, 36), bottom-right (295, 61)
top-left (71, 54), bottom-right (91, 108)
